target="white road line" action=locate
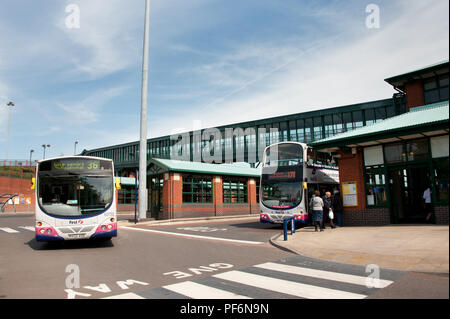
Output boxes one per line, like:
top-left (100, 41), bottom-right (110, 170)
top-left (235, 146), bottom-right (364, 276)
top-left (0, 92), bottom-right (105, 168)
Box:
top-left (102, 293), bottom-right (146, 299)
top-left (0, 227), bottom-right (20, 233)
top-left (213, 270), bottom-right (367, 299)
top-left (19, 226), bottom-right (35, 232)
top-left (163, 281), bottom-right (252, 299)
top-left (120, 226), bottom-right (264, 245)
top-left (255, 262), bottom-right (393, 288)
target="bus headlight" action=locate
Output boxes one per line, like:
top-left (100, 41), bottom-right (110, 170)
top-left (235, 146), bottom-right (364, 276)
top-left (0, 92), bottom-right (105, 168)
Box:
top-left (110, 218), bottom-right (115, 223)
top-left (46, 228), bottom-right (52, 234)
top-left (101, 225), bottom-right (107, 231)
top-left (37, 222), bottom-right (42, 227)
top-left (40, 229), bottom-right (46, 234)
top-left (107, 224), bottom-right (113, 230)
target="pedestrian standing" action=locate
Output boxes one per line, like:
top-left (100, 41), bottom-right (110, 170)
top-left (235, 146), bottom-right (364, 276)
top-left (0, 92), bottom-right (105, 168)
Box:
top-left (322, 191), bottom-right (336, 229)
top-left (309, 190), bottom-right (324, 232)
top-left (332, 190), bottom-right (343, 227)
top-left (423, 187), bottom-right (432, 223)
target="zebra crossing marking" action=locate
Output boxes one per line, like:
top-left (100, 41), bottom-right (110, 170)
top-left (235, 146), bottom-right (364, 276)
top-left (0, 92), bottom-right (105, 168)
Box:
top-left (19, 226), bottom-right (35, 232)
top-left (163, 281), bottom-right (252, 299)
top-left (254, 262), bottom-right (394, 288)
top-left (213, 270), bottom-right (367, 299)
top-left (0, 227), bottom-right (20, 233)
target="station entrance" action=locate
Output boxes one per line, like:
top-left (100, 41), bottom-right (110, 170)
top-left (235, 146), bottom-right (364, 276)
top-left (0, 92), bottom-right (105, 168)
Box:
top-left (388, 164), bottom-right (431, 224)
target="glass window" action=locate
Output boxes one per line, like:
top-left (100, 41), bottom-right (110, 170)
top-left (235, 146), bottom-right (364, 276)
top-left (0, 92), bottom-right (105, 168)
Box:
top-left (223, 177), bottom-right (248, 203)
top-left (304, 118), bottom-right (313, 143)
top-left (386, 105), bottom-right (396, 118)
top-left (375, 107), bottom-right (386, 122)
top-left (424, 78), bottom-right (437, 90)
top-left (182, 175), bottom-right (213, 203)
top-left (439, 75), bottom-right (449, 87)
top-left (406, 139), bottom-right (429, 161)
top-left (353, 111), bottom-right (363, 128)
top-left (333, 113), bottom-right (344, 134)
top-left (384, 142), bottom-right (406, 163)
top-left (324, 115), bottom-right (333, 138)
top-left (434, 158), bottom-right (449, 203)
top-left (424, 75), bottom-right (449, 105)
top-left (313, 117), bottom-right (323, 141)
top-left (424, 90), bottom-right (439, 104)
top-left (280, 122), bottom-right (288, 141)
top-left (365, 166), bottom-right (387, 206)
top-left (365, 109), bottom-right (375, 126)
top-left (296, 119), bottom-right (304, 143)
top-left (289, 120), bottom-right (297, 141)
top-left (343, 112), bottom-right (353, 131)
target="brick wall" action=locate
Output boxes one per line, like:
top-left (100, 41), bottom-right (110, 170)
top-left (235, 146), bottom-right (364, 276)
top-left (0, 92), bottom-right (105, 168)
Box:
top-left (157, 173), bottom-right (258, 220)
top-left (0, 176), bottom-right (35, 212)
top-left (337, 148), bottom-right (366, 213)
top-left (343, 207), bottom-right (390, 226)
top-left (404, 80), bottom-right (424, 110)
top-left (434, 205), bottom-right (449, 225)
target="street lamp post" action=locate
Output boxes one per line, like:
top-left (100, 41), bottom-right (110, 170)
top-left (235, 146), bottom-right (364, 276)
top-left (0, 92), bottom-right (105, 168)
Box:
top-left (42, 144), bottom-right (50, 159)
top-left (29, 149), bottom-right (34, 167)
top-left (138, 0), bottom-right (151, 220)
top-left (74, 141), bottom-right (78, 155)
top-left (5, 101), bottom-right (15, 161)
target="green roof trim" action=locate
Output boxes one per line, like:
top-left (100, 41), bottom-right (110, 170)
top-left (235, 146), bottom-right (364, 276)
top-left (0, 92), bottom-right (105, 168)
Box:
top-left (384, 60), bottom-right (449, 86)
top-left (149, 158), bottom-right (261, 177)
top-left (311, 100), bottom-right (449, 149)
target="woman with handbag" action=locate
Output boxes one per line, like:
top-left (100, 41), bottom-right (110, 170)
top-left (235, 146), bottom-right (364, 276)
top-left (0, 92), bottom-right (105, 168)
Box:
top-left (309, 190), bottom-right (324, 232)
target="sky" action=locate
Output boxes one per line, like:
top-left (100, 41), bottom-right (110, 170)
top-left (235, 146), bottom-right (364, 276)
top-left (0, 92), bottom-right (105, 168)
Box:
top-left (0, 0), bottom-right (448, 161)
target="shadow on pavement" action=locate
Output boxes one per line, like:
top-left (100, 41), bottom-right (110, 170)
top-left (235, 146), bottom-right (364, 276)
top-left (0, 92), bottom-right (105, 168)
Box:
top-left (26, 238), bottom-right (114, 251)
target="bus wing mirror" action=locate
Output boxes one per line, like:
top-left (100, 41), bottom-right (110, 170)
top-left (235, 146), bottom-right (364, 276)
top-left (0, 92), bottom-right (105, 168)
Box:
top-left (302, 182), bottom-right (307, 190)
top-left (115, 177), bottom-right (121, 190)
top-left (31, 177), bottom-right (36, 190)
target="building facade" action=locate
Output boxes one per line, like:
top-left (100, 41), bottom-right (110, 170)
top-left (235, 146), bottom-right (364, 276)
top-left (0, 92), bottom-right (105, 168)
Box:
top-left (312, 61), bottom-right (449, 225)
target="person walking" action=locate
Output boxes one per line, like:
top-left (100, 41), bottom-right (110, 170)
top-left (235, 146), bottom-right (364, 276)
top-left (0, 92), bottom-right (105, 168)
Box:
top-left (322, 191), bottom-right (336, 229)
top-left (332, 190), bottom-right (343, 227)
top-left (309, 190), bottom-right (324, 232)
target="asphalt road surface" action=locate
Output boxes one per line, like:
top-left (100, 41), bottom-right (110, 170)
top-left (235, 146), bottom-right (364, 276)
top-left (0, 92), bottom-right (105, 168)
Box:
top-left (0, 214), bottom-right (448, 299)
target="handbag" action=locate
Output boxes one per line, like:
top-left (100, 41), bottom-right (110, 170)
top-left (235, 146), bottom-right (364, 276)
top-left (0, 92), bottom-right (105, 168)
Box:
top-left (328, 208), bottom-right (334, 219)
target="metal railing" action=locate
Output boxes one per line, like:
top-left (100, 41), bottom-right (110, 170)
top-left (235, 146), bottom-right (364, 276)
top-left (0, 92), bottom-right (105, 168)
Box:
top-left (0, 159), bottom-right (37, 167)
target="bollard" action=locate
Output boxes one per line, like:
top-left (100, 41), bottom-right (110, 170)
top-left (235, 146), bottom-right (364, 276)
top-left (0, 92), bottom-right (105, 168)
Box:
top-left (283, 218), bottom-right (288, 241)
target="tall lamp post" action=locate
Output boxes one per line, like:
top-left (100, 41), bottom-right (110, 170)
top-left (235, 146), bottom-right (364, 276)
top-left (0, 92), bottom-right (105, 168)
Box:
top-left (74, 141), bottom-right (78, 155)
top-left (5, 101), bottom-right (15, 161)
top-left (29, 149), bottom-right (34, 167)
top-left (138, 0), bottom-right (151, 220)
top-left (42, 144), bottom-right (50, 159)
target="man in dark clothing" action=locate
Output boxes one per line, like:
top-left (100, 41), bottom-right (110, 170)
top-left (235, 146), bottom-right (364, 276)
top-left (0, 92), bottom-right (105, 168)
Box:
top-left (322, 191), bottom-right (335, 229)
top-left (332, 191), bottom-right (343, 227)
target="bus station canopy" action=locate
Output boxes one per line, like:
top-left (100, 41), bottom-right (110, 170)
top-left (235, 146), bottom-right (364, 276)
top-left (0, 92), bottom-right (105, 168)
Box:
top-left (310, 100), bottom-right (449, 153)
top-left (148, 158), bottom-right (261, 177)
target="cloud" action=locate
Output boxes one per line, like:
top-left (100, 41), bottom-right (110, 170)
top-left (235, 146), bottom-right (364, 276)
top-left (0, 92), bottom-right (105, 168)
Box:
top-left (145, 0), bottom-right (449, 138)
top-left (56, 86), bottom-right (129, 124)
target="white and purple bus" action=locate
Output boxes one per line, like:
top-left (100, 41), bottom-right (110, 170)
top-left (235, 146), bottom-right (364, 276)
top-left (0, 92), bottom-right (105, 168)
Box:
top-left (259, 142), bottom-right (339, 225)
top-left (32, 156), bottom-right (118, 242)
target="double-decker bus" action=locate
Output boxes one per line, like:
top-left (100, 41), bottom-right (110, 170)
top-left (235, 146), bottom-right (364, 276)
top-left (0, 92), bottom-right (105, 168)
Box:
top-left (259, 142), bottom-right (339, 225)
top-left (32, 156), bottom-right (118, 242)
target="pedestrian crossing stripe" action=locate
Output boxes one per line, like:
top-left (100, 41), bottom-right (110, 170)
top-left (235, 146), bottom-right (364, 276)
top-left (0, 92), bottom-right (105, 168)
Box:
top-left (163, 281), bottom-right (251, 299)
top-left (0, 226), bottom-right (34, 233)
top-left (213, 270), bottom-right (367, 299)
top-left (101, 259), bottom-right (401, 299)
top-left (0, 227), bottom-right (20, 233)
top-left (254, 262), bottom-right (393, 288)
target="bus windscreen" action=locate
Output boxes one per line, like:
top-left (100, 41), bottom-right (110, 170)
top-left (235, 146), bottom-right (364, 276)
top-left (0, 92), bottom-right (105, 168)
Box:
top-left (261, 143), bottom-right (304, 209)
top-left (37, 158), bottom-right (113, 217)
